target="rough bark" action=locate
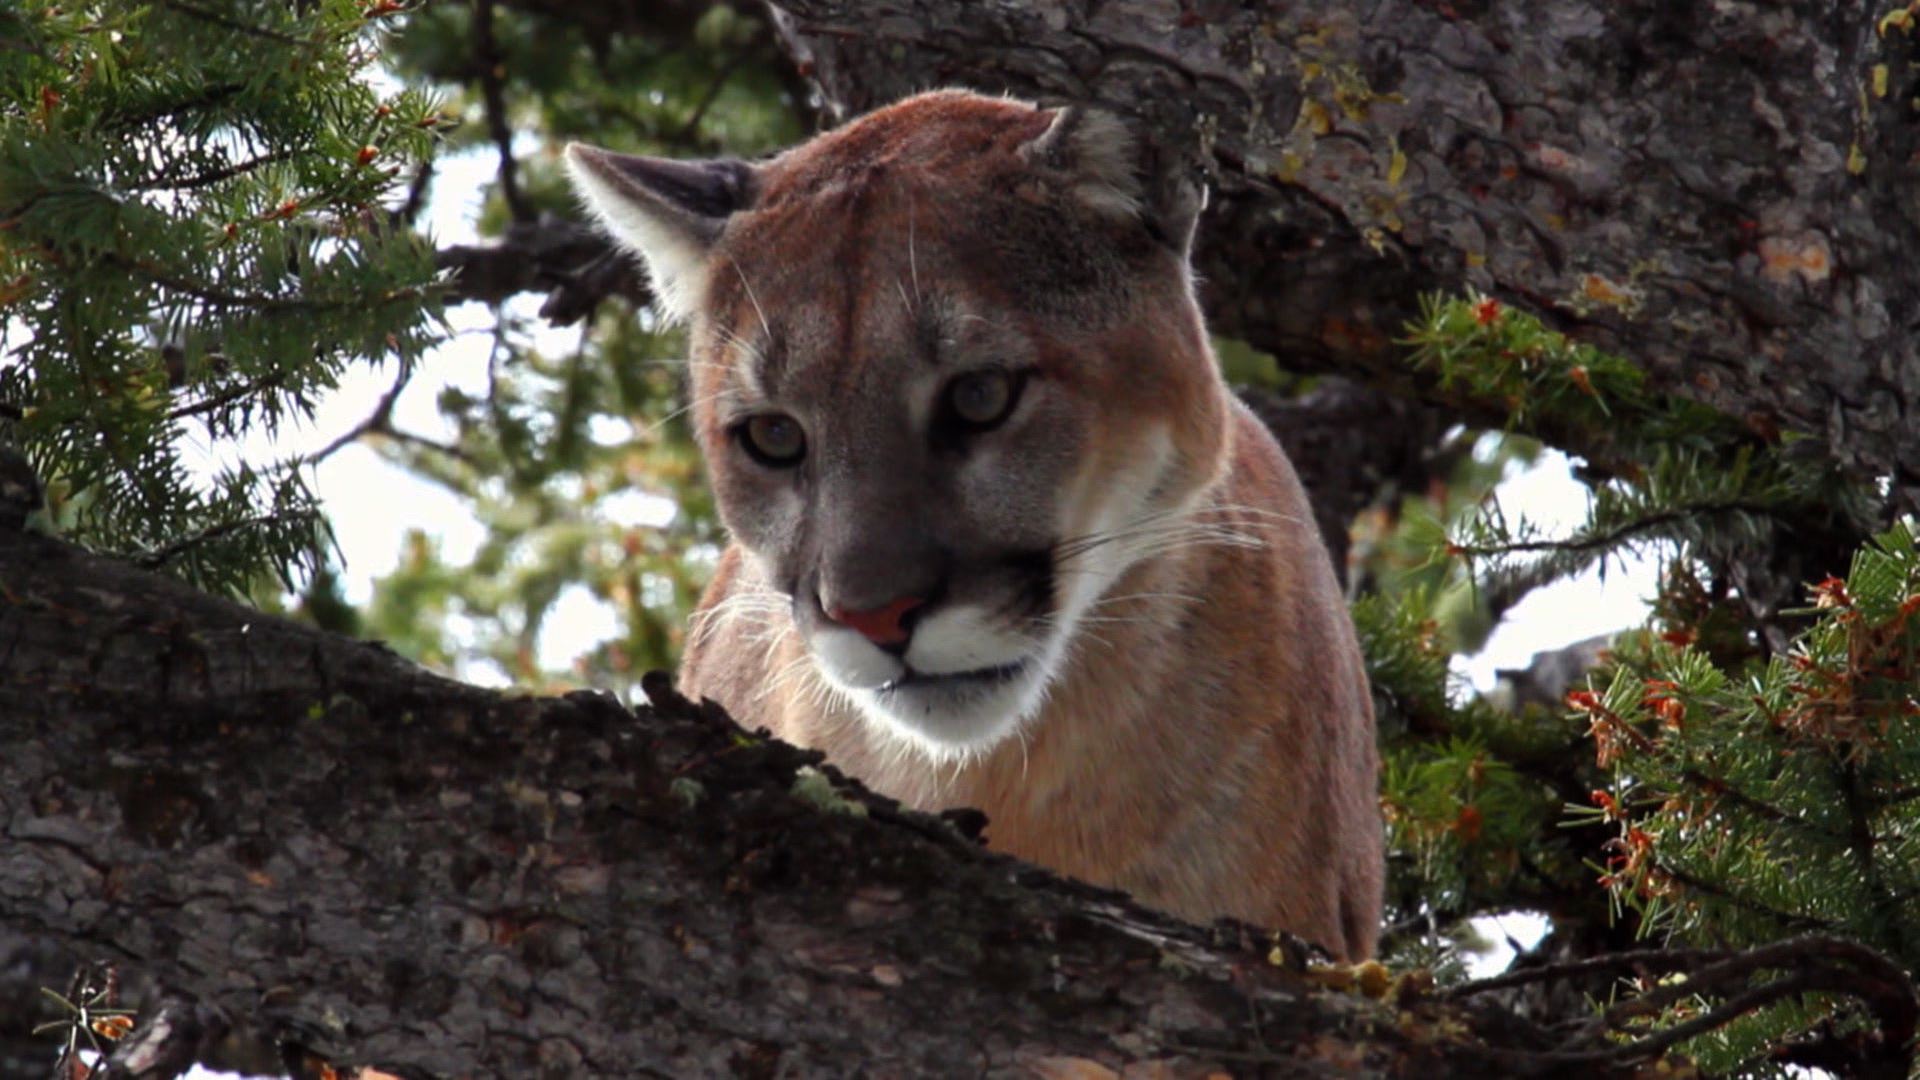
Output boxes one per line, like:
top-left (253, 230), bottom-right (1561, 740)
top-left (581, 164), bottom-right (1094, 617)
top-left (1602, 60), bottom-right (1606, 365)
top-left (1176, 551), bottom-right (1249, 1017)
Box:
top-left (2, 524), bottom-right (1694, 1078)
top-left (758, 0), bottom-right (1920, 508)
top-left (4, 532), bottom-right (1914, 1077)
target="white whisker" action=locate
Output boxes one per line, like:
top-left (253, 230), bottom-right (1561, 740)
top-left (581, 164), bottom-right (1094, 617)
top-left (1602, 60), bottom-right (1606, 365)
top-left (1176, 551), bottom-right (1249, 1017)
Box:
top-left (729, 258), bottom-right (772, 339)
top-left (907, 197), bottom-right (923, 304)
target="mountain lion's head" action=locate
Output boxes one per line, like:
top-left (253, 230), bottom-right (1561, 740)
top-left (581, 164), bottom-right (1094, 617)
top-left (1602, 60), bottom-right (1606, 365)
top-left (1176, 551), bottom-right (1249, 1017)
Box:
top-left (568, 91), bottom-right (1228, 760)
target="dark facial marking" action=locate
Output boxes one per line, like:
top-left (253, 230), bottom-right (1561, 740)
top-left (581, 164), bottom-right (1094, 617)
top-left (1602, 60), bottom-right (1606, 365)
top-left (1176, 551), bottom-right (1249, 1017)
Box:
top-left (988, 547), bottom-right (1056, 625)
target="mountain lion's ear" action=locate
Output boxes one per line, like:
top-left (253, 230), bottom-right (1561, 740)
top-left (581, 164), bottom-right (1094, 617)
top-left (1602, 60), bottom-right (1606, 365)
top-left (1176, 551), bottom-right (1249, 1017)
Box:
top-left (563, 144), bottom-right (757, 323)
top-left (1019, 105), bottom-right (1205, 257)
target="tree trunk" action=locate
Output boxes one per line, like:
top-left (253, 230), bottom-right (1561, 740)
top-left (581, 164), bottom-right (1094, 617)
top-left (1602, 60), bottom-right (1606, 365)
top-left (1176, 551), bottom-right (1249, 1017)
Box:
top-left (764, 0), bottom-right (1920, 508)
top-left (1, 523), bottom-right (1672, 1077)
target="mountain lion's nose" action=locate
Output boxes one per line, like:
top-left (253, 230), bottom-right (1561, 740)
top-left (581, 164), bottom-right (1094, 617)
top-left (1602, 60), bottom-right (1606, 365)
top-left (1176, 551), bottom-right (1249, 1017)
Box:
top-left (825, 595), bottom-right (926, 648)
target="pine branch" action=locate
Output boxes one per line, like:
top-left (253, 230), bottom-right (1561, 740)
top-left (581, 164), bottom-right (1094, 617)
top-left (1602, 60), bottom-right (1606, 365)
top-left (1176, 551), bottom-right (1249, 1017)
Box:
top-left (1653, 861), bottom-right (1837, 934)
top-left (157, 0), bottom-right (307, 44)
top-left (1451, 500), bottom-right (1776, 560)
top-left (106, 83), bottom-right (243, 131)
top-left (130, 148), bottom-right (301, 193)
top-left (1680, 768), bottom-right (1851, 843)
top-left (132, 510), bottom-right (316, 572)
top-left (1451, 936), bottom-right (1916, 1077)
top-left (110, 254), bottom-right (423, 313)
top-left (164, 375), bottom-right (283, 422)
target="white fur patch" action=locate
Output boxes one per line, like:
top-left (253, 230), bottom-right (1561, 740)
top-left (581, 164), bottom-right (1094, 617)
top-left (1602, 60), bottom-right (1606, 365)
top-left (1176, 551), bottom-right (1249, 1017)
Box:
top-left (1052, 426), bottom-right (1179, 625)
top-left (903, 605), bottom-right (1031, 676)
top-left (810, 625), bottom-right (904, 691)
top-left (804, 604), bottom-right (1045, 763)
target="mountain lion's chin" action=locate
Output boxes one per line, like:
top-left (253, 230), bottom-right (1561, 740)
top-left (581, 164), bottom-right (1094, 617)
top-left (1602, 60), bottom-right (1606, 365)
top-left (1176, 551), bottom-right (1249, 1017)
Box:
top-left (847, 658), bottom-right (1047, 762)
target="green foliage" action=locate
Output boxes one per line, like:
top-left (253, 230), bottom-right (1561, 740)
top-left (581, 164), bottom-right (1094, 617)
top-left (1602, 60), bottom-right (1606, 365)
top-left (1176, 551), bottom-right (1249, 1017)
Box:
top-left (0, 0), bottom-right (442, 592)
top-left (1349, 429), bottom-right (1537, 655)
top-left (1384, 292), bottom-right (1903, 1070)
top-left (345, 3), bottom-right (801, 693)
top-left (1564, 522), bottom-right (1920, 1071)
top-left (1359, 585), bottom-right (1599, 979)
top-left (359, 313), bottom-right (720, 695)
top-left (1408, 294), bottom-right (1877, 602)
top-left (1403, 292), bottom-right (1737, 459)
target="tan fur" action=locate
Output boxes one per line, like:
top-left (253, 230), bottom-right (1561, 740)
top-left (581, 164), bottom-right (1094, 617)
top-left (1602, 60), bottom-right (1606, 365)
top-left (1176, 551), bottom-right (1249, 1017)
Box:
top-left (573, 90), bottom-right (1384, 959)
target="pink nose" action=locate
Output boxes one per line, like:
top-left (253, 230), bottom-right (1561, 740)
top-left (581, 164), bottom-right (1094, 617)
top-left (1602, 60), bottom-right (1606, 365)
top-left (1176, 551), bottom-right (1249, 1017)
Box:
top-left (825, 595), bottom-right (925, 646)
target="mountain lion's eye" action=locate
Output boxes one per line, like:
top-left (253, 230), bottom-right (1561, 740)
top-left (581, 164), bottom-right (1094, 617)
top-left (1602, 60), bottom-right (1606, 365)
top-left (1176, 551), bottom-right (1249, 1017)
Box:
top-left (738, 414), bottom-right (806, 467)
top-left (945, 369), bottom-right (1021, 430)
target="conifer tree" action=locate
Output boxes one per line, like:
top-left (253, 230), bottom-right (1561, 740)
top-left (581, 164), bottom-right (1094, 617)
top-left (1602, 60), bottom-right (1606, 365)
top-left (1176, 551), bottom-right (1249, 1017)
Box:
top-left (1, 0), bottom-right (441, 592)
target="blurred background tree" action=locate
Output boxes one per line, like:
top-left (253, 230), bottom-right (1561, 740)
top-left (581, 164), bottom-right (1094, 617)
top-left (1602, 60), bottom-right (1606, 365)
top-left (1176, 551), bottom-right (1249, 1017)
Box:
top-left (312, 1), bottom-right (806, 691)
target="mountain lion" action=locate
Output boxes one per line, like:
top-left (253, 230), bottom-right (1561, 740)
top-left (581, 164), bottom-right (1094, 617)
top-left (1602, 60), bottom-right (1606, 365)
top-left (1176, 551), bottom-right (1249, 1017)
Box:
top-left (566, 90), bottom-right (1383, 959)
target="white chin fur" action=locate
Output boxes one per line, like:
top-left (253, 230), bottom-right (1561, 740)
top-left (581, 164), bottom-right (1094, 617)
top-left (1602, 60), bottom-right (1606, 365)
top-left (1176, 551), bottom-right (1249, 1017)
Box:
top-left (801, 431), bottom-right (1183, 764)
top-left (807, 606), bottom-right (1058, 762)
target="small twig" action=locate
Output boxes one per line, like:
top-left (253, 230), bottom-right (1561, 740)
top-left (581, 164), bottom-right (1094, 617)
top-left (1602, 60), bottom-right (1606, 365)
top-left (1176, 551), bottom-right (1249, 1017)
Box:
top-left (164, 375), bottom-right (281, 422)
top-left (308, 365), bottom-right (409, 465)
top-left (130, 148), bottom-right (300, 193)
top-left (1450, 500), bottom-right (1775, 560)
top-left (398, 158), bottom-right (437, 225)
top-left (134, 512), bottom-right (311, 571)
top-left (33, 963), bottom-right (136, 1076)
top-left (381, 426), bottom-right (474, 464)
top-left (1454, 935), bottom-right (1917, 1077)
top-left (471, 0), bottom-right (533, 223)
top-left (158, 0), bottom-right (305, 45)
top-left (305, 363), bottom-right (473, 468)
top-left (482, 311), bottom-right (535, 483)
top-left (1443, 942), bottom-right (1727, 1001)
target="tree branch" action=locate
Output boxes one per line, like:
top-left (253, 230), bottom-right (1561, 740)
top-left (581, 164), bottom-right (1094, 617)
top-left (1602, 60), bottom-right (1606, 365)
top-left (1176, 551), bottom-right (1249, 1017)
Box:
top-left (472, 0), bottom-right (534, 224)
top-left (765, 0), bottom-right (1920, 511)
top-left (131, 510), bottom-right (316, 571)
top-left (130, 148), bottom-right (301, 193)
top-left (434, 217), bottom-right (647, 319)
top-left (0, 524), bottom-right (1745, 1078)
top-left (156, 0), bottom-right (304, 45)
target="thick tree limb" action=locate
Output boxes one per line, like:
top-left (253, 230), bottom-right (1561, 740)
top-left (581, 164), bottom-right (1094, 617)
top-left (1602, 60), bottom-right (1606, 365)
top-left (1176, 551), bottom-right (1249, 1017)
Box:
top-left (763, 0), bottom-right (1920, 509)
top-left (0, 525), bottom-right (1682, 1077)
top-left (2, 512), bottom-right (1914, 1076)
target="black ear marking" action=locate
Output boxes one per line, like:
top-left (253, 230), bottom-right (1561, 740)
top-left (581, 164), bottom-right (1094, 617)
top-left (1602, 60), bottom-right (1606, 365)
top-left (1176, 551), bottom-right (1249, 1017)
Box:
top-left (587, 153), bottom-right (757, 224)
top-left (563, 144), bottom-right (761, 322)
